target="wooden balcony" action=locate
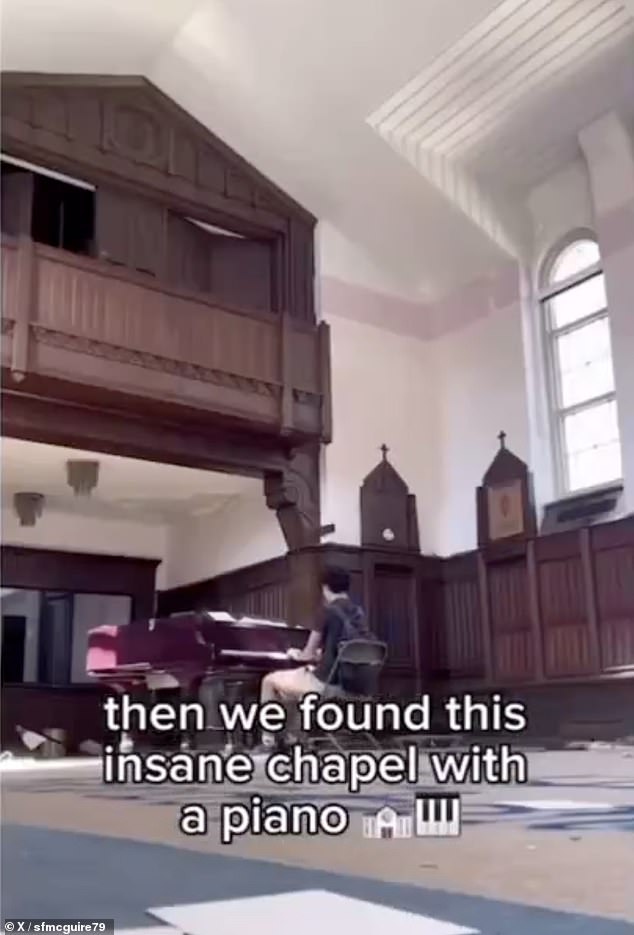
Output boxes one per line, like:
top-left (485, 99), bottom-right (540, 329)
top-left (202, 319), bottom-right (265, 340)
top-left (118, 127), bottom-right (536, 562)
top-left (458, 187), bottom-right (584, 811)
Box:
top-left (1, 236), bottom-right (331, 441)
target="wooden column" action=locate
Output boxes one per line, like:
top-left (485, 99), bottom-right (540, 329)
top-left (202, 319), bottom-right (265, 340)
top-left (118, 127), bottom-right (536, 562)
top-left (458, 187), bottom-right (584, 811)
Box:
top-left (318, 321), bottom-right (332, 443)
top-left (287, 548), bottom-right (321, 629)
top-left (579, 527), bottom-right (602, 674)
top-left (11, 236), bottom-right (36, 381)
top-left (476, 554), bottom-right (495, 683)
top-left (279, 311), bottom-right (293, 434)
top-left (526, 540), bottom-right (545, 681)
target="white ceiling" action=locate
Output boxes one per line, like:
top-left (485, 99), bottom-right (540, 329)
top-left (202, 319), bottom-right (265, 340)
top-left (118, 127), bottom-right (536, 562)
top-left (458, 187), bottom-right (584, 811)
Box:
top-left (0, 438), bottom-right (260, 525)
top-left (1, 0), bottom-right (633, 300)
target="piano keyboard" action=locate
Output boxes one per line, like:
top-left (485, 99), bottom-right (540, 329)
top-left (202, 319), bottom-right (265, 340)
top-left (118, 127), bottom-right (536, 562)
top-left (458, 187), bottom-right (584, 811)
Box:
top-left (218, 649), bottom-right (290, 661)
top-left (415, 794), bottom-right (462, 837)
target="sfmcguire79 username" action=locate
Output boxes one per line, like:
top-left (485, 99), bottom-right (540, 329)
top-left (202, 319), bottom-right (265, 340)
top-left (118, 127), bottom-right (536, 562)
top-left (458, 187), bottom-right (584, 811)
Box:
top-left (3, 921), bottom-right (113, 934)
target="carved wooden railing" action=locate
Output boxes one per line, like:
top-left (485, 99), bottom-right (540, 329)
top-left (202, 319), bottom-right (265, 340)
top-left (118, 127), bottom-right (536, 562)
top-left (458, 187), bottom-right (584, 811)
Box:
top-left (1, 236), bottom-right (331, 441)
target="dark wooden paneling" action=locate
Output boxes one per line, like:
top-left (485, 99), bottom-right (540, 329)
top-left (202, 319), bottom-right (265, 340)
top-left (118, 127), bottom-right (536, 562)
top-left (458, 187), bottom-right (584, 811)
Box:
top-left (7, 517), bottom-right (634, 748)
top-left (166, 214), bottom-right (212, 294)
top-left (488, 559), bottom-right (534, 681)
top-left (1, 545), bottom-right (159, 618)
top-left (1, 167), bottom-right (34, 236)
top-left (157, 519), bottom-right (634, 697)
top-left (437, 554), bottom-right (483, 678)
top-left (158, 556), bottom-right (289, 619)
top-left (1, 385), bottom-right (289, 475)
top-left (592, 520), bottom-right (634, 671)
top-left (1, 75), bottom-right (315, 323)
top-left (371, 566), bottom-right (415, 665)
top-left (1, 236), bottom-right (327, 441)
top-left (209, 235), bottom-right (274, 314)
top-left (96, 187), bottom-right (166, 276)
top-left (165, 216), bottom-right (275, 314)
top-left (537, 546), bottom-right (592, 677)
top-left (1, 74), bottom-right (329, 444)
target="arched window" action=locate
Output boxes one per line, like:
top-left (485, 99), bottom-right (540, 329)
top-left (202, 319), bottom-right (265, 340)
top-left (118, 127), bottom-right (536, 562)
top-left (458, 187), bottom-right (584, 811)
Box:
top-left (540, 235), bottom-right (622, 494)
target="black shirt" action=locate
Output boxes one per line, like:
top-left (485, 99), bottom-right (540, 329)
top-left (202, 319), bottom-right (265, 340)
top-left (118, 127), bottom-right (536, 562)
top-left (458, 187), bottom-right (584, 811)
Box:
top-left (313, 596), bottom-right (367, 686)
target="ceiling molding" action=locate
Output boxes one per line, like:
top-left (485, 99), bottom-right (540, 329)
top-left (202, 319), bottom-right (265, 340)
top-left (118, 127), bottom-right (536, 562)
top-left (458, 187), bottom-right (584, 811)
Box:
top-left (368, 0), bottom-right (634, 257)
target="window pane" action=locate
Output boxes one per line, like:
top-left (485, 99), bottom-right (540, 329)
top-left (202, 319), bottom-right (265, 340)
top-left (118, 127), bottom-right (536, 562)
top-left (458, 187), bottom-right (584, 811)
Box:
top-left (549, 239), bottom-right (600, 285)
top-left (563, 400), bottom-right (622, 490)
top-left (556, 317), bottom-right (615, 407)
top-left (547, 273), bottom-right (607, 329)
top-left (567, 441), bottom-right (622, 491)
top-left (563, 400), bottom-right (619, 455)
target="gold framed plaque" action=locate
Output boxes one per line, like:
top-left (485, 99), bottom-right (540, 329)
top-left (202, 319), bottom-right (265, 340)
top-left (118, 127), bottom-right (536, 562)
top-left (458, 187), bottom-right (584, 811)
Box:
top-left (487, 480), bottom-right (524, 540)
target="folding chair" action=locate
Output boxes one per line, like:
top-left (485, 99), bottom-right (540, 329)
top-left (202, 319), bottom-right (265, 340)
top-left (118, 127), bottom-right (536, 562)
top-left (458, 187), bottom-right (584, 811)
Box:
top-left (314, 638), bottom-right (388, 754)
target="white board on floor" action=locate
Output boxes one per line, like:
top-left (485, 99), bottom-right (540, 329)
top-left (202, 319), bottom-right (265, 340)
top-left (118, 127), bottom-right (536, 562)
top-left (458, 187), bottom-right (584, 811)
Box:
top-left (148, 890), bottom-right (478, 935)
top-left (499, 800), bottom-right (615, 810)
top-left (117, 927), bottom-right (181, 935)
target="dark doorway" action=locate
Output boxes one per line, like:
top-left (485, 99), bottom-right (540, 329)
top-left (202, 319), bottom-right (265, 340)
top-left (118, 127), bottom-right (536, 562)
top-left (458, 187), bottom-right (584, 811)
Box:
top-left (1, 615), bottom-right (26, 683)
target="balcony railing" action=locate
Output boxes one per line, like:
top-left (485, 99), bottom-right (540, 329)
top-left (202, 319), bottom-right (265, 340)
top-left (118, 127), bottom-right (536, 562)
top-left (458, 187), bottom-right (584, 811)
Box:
top-left (1, 236), bottom-right (330, 440)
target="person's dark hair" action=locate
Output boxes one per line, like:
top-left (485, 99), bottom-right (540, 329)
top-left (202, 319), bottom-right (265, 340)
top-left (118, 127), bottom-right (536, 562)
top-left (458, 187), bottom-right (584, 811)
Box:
top-left (320, 566), bottom-right (350, 595)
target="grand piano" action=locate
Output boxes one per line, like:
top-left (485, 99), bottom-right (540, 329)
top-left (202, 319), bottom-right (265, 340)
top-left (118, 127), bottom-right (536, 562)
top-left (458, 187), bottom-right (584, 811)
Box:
top-left (86, 611), bottom-right (310, 751)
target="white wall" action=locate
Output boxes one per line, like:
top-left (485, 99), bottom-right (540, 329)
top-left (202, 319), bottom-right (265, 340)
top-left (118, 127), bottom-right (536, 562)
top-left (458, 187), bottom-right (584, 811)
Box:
top-left (318, 135), bottom-right (634, 557)
top-left (429, 299), bottom-right (529, 555)
top-left (1, 507), bottom-right (169, 588)
top-left (1, 499), bottom-right (285, 592)
top-left (163, 494), bottom-right (285, 589)
top-left (321, 313), bottom-right (439, 551)
top-left (579, 114), bottom-right (634, 512)
top-left (528, 159), bottom-right (595, 266)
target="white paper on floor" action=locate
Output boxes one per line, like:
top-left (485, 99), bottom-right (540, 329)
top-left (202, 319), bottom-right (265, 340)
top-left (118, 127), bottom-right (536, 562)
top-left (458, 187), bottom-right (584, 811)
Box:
top-left (498, 800), bottom-right (616, 811)
top-left (148, 890), bottom-right (479, 935)
top-left (116, 928), bottom-right (182, 935)
top-left (0, 757), bottom-right (100, 773)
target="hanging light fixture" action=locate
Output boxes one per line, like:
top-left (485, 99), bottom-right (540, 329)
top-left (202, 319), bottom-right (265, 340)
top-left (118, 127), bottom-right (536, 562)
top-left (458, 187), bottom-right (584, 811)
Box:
top-left (66, 460), bottom-right (100, 496)
top-left (13, 492), bottom-right (45, 527)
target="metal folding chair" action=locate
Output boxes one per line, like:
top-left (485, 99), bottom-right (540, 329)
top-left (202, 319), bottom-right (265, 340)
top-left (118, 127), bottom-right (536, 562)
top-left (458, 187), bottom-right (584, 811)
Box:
top-left (314, 638), bottom-right (388, 754)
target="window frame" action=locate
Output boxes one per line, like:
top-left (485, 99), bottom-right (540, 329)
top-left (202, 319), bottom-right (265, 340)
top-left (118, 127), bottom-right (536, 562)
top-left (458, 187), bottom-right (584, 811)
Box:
top-left (538, 231), bottom-right (621, 497)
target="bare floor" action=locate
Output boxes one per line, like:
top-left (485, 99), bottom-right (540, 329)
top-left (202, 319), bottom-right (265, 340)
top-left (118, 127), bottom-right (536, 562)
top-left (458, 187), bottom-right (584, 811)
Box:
top-left (2, 748), bottom-right (633, 924)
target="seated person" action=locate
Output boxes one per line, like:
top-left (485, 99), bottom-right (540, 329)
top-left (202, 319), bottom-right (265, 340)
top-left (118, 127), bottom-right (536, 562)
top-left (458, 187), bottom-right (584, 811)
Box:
top-left (253, 565), bottom-right (369, 753)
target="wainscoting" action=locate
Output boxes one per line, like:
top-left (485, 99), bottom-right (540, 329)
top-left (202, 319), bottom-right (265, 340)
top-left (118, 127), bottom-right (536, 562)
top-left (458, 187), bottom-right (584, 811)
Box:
top-left (158, 515), bottom-right (634, 739)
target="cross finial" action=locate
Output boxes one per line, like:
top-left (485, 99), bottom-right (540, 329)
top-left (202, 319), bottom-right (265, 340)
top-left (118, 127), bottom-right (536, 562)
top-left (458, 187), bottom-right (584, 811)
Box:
top-left (380, 443), bottom-right (389, 461)
top-left (498, 430), bottom-right (506, 449)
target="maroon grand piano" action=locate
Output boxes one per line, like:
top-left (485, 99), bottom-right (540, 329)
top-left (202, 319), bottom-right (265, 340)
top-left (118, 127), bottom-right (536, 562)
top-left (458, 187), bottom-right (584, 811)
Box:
top-left (86, 610), bottom-right (310, 750)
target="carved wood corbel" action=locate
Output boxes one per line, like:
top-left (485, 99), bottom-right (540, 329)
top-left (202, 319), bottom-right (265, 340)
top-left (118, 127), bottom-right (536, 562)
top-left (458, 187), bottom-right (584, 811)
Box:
top-left (263, 443), bottom-right (321, 551)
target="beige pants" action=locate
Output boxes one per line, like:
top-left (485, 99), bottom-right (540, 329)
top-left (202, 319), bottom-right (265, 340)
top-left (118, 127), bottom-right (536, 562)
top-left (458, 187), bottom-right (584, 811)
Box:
top-left (260, 665), bottom-right (325, 744)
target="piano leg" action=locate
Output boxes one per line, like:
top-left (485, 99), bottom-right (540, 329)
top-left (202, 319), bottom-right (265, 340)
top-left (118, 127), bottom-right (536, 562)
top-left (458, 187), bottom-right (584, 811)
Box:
top-left (179, 679), bottom-right (201, 752)
top-left (222, 677), bottom-right (257, 753)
